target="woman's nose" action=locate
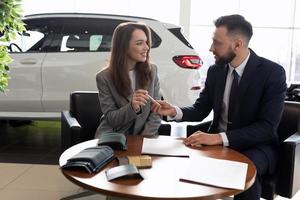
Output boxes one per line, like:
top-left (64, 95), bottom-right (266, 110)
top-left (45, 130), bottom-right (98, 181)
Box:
top-left (144, 43), bottom-right (149, 50)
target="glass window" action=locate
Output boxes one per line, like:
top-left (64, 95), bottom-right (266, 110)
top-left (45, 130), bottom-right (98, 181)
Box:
top-left (9, 17), bottom-right (162, 53)
top-left (191, 0), bottom-right (239, 26)
top-left (56, 18), bottom-right (122, 52)
top-left (295, 0), bottom-right (300, 28)
top-left (8, 18), bottom-right (63, 53)
top-left (190, 0), bottom-right (297, 84)
top-left (60, 34), bottom-right (112, 52)
top-left (55, 17), bottom-right (161, 52)
top-left (8, 19), bottom-right (51, 53)
top-left (168, 27), bottom-right (194, 49)
top-left (293, 30), bottom-right (300, 82)
top-left (240, 0), bottom-right (294, 28)
top-left (190, 26), bottom-right (215, 76)
top-left (90, 35), bottom-right (103, 51)
top-left (250, 28), bottom-right (292, 81)
top-left (8, 30), bottom-right (44, 53)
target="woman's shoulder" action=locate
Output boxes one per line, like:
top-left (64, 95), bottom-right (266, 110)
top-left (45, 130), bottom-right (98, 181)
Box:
top-left (150, 63), bottom-right (158, 73)
top-left (151, 63), bottom-right (158, 69)
top-left (96, 67), bottom-right (110, 80)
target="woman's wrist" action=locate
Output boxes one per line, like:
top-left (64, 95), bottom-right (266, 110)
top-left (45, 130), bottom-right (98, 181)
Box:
top-left (131, 103), bottom-right (140, 113)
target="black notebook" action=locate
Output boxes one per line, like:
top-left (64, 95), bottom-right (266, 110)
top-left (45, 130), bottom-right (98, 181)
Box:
top-left (98, 132), bottom-right (127, 150)
top-left (62, 146), bottom-right (115, 174)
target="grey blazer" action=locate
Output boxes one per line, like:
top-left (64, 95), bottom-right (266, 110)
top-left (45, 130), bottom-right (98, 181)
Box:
top-left (94, 64), bottom-right (161, 138)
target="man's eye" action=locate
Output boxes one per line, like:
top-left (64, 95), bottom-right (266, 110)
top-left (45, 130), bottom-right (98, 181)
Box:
top-left (213, 41), bottom-right (221, 46)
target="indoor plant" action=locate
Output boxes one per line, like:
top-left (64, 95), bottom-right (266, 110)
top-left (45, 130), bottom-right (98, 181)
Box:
top-left (0, 0), bottom-right (25, 93)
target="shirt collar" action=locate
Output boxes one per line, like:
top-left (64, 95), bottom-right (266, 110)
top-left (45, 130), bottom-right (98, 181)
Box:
top-left (228, 50), bottom-right (250, 77)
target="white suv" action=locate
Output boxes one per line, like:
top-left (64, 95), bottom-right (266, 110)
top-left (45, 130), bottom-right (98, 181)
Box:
top-left (1, 13), bottom-right (202, 119)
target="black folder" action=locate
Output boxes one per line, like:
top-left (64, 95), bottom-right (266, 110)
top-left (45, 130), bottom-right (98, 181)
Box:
top-left (98, 132), bottom-right (127, 150)
top-left (62, 146), bottom-right (115, 173)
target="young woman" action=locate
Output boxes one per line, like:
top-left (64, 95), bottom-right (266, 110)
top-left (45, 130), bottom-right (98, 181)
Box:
top-left (95, 22), bottom-right (161, 138)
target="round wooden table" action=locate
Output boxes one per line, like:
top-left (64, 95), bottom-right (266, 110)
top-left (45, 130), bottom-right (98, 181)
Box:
top-left (59, 135), bottom-right (256, 200)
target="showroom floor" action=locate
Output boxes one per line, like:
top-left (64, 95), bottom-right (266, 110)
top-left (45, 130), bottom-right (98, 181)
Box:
top-left (0, 120), bottom-right (106, 200)
top-left (0, 120), bottom-right (298, 200)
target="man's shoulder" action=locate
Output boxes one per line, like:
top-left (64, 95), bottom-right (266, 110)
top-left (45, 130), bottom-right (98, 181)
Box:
top-left (252, 54), bottom-right (286, 85)
top-left (258, 56), bottom-right (285, 73)
top-left (250, 49), bottom-right (284, 70)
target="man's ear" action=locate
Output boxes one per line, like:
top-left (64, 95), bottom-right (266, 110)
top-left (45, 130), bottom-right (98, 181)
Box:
top-left (234, 38), bottom-right (244, 50)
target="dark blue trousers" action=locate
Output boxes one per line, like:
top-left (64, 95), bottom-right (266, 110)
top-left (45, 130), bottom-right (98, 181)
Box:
top-left (234, 146), bottom-right (277, 200)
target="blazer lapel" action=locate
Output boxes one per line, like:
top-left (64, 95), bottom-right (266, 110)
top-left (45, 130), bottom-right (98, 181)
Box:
top-left (214, 65), bottom-right (228, 118)
top-left (238, 50), bottom-right (261, 100)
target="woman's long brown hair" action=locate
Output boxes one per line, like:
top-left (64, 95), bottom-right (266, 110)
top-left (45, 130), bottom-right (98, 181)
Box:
top-left (109, 22), bottom-right (152, 97)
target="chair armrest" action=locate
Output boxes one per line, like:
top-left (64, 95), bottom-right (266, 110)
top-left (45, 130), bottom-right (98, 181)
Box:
top-left (186, 121), bottom-right (212, 137)
top-left (61, 111), bottom-right (81, 152)
top-left (285, 132), bottom-right (300, 144)
top-left (158, 122), bottom-right (171, 136)
top-left (277, 132), bottom-right (300, 198)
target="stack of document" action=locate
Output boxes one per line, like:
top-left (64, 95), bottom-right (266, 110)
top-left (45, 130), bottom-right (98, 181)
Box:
top-left (141, 136), bottom-right (190, 157)
top-left (180, 156), bottom-right (248, 190)
top-left (141, 136), bottom-right (248, 190)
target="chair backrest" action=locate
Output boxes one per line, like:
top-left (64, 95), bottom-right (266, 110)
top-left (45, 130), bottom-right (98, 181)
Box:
top-left (69, 91), bottom-right (170, 140)
top-left (275, 101), bottom-right (300, 198)
top-left (70, 91), bottom-right (102, 142)
top-left (277, 101), bottom-right (300, 142)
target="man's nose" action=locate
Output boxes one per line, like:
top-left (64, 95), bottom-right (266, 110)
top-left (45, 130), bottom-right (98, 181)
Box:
top-left (209, 44), bottom-right (214, 52)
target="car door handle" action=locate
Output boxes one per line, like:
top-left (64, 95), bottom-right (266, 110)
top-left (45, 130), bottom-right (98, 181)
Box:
top-left (20, 58), bottom-right (37, 65)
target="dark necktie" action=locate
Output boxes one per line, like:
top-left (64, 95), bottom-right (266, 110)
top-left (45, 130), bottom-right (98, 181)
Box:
top-left (227, 69), bottom-right (239, 131)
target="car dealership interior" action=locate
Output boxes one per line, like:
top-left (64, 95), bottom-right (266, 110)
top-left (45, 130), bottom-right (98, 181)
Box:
top-left (0, 0), bottom-right (300, 199)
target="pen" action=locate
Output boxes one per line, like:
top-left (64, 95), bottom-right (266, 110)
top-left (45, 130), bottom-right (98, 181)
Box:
top-left (147, 94), bottom-right (158, 104)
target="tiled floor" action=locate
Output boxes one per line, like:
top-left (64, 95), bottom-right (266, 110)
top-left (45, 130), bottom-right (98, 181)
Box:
top-left (0, 120), bottom-right (106, 200)
top-left (0, 120), bottom-right (299, 200)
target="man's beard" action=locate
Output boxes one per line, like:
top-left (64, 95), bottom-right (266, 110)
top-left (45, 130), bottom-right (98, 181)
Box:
top-left (214, 50), bottom-right (236, 65)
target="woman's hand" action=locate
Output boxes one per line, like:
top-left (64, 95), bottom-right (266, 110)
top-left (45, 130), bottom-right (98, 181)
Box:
top-left (131, 89), bottom-right (149, 113)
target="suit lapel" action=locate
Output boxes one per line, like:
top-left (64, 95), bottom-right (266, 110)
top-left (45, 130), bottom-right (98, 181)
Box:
top-left (238, 49), bottom-right (261, 100)
top-left (214, 65), bottom-right (228, 117)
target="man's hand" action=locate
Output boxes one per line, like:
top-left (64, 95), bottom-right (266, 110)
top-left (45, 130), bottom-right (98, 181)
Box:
top-left (151, 100), bottom-right (177, 117)
top-left (183, 131), bottom-right (223, 147)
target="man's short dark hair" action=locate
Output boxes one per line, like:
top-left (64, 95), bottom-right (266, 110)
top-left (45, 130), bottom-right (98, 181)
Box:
top-left (214, 14), bottom-right (253, 42)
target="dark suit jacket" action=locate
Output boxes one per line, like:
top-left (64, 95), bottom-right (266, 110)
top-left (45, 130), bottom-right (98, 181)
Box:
top-left (181, 49), bottom-right (287, 154)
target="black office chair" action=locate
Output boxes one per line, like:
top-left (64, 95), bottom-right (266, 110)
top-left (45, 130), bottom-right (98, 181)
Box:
top-left (61, 91), bottom-right (100, 152)
top-left (186, 101), bottom-right (300, 200)
top-left (61, 91), bottom-right (171, 152)
top-left (286, 84), bottom-right (300, 102)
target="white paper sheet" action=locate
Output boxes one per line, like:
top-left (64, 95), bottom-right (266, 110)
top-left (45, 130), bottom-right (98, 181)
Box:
top-left (180, 156), bottom-right (248, 190)
top-left (141, 137), bottom-right (190, 157)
